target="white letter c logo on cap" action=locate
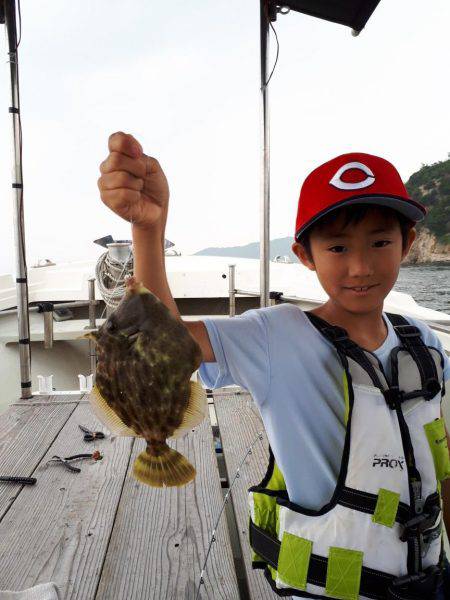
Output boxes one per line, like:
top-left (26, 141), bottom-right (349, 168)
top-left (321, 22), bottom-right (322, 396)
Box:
top-left (329, 162), bottom-right (375, 190)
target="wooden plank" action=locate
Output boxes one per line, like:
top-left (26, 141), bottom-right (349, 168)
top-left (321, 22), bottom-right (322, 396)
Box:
top-left (0, 395), bottom-right (80, 519)
top-left (0, 401), bottom-right (132, 598)
top-left (213, 389), bottom-right (292, 600)
top-left (209, 386), bottom-right (243, 397)
top-left (96, 416), bottom-right (240, 600)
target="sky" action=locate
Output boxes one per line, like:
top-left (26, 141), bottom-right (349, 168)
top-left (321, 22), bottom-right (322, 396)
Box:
top-left (0, 0), bottom-right (449, 275)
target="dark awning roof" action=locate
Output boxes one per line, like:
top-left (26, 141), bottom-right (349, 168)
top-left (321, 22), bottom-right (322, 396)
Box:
top-left (278, 1), bottom-right (381, 33)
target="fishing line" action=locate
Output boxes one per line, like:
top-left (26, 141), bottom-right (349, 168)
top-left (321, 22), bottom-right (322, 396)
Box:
top-left (195, 430), bottom-right (265, 600)
top-left (196, 12), bottom-right (280, 585)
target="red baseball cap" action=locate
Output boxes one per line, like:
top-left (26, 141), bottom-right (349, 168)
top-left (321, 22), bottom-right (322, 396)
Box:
top-left (294, 152), bottom-right (426, 241)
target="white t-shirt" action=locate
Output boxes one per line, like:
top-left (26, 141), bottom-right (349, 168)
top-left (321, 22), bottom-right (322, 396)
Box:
top-left (199, 304), bottom-right (450, 510)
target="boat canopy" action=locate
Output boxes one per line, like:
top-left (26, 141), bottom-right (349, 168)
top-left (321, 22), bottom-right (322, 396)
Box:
top-left (280, 0), bottom-right (381, 33)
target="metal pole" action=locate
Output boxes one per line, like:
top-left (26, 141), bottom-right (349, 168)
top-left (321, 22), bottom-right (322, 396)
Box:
top-left (260, 0), bottom-right (271, 308)
top-left (3, 0), bottom-right (32, 398)
top-left (88, 278), bottom-right (97, 380)
top-left (228, 264), bottom-right (236, 317)
top-left (43, 308), bottom-right (54, 349)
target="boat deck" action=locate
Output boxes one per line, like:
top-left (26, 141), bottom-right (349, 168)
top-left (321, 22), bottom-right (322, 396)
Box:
top-left (0, 388), bottom-right (281, 599)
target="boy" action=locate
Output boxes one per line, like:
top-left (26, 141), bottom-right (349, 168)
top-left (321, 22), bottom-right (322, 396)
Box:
top-left (98, 133), bottom-right (450, 599)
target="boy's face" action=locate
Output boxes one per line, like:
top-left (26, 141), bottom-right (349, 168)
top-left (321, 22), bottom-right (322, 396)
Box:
top-left (292, 208), bottom-right (416, 316)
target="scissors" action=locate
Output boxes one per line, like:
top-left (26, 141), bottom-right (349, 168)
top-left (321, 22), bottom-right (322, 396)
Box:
top-left (78, 424), bottom-right (106, 442)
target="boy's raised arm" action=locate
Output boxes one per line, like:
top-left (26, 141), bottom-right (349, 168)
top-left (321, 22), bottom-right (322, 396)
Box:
top-left (97, 131), bottom-right (216, 363)
top-left (132, 226), bottom-right (216, 362)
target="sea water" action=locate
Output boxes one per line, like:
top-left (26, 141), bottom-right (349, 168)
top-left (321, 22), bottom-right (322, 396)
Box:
top-left (396, 263), bottom-right (450, 314)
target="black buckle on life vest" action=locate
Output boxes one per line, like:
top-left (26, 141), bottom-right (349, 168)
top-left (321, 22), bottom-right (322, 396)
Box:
top-left (423, 378), bottom-right (442, 399)
top-left (391, 569), bottom-right (429, 588)
top-left (383, 379), bottom-right (441, 409)
top-left (390, 565), bottom-right (442, 598)
top-left (422, 519), bottom-right (442, 557)
top-left (383, 386), bottom-right (403, 409)
top-left (400, 504), bottom-right (441, 543)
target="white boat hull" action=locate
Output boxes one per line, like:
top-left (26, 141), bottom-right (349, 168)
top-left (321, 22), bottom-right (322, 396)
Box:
top-left (1, 255), bottom-right (449, 414)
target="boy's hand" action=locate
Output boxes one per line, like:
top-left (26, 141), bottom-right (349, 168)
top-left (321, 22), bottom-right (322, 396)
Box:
top-left (98, 131), bottom-right (169, 232)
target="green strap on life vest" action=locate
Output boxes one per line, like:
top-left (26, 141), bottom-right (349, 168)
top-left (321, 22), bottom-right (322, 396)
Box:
top-left (325, 546), bottom-right (364, 600)
top-left (424, 417), bottom-right (450, 482)
top-left (277, 532), bottom-right (312, 590)
top-left (372, 488), bottom-right (400, 528)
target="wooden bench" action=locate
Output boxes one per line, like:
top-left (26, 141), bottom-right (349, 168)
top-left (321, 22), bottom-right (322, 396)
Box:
top-left (0, 387), bottom-right (282, 599)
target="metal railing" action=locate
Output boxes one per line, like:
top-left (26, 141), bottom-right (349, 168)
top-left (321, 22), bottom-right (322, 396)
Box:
top-left (227, 264), bottom-right (285, 317)
top-left (0, 299), bottom-right (98, 316)
top-left (30, 278), bottom-right (98, 396)
top-left (1, 278), bottom-right (99, 370)
top-left (87, 278), bottom-right (97, 380)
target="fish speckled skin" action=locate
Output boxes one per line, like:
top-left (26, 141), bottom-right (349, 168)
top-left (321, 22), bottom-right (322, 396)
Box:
top-left (87, 277), bottom-right (207, 487)
top-left (94, 279), bottom-right (202, 452)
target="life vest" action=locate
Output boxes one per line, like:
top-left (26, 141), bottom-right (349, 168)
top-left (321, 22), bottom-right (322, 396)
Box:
top-left (248, 312), bottom-right (449, 600)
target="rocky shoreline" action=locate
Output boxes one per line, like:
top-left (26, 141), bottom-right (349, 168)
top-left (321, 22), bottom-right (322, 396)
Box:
top-left (404, 254), bottom-right (450, 265)
top-left (426, 253), bottom-right (450, 263)
top-left (403, 228), bottom-right (450, 265)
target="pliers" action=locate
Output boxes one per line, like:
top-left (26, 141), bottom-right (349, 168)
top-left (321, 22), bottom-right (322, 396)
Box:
top-left (46, 451), bottom-right (103, 473)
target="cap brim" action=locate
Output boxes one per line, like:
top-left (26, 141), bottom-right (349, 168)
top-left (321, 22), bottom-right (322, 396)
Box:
top-left (295, 195), bottom-right (426, 241)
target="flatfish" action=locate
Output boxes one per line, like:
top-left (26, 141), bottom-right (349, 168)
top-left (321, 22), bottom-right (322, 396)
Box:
top-left (83, 276), bottom-right (207, 488)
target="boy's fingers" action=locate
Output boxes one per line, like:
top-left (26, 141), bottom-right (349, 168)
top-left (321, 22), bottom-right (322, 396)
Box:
top-left (97, 172), bottom-right (144, 192)
top-left (100, 151), bottom-right (146, 179)
top-left (108, 131), bottom-right (143, 159)
top-left (145, 155), bottom-right (161, 175)
top-left (99, 188), bottom-right (141, 214)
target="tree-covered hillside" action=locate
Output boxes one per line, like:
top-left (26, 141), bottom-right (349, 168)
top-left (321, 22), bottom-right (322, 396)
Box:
top-left (405, 158), bottom-right (450, 243)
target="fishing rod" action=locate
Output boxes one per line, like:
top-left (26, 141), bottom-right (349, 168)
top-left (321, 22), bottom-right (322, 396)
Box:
top-left (195, 430), bottom-right (266, 600)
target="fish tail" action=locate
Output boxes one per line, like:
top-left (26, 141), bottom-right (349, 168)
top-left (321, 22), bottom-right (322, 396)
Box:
top-left (132, 442), bottom-right (196, 488)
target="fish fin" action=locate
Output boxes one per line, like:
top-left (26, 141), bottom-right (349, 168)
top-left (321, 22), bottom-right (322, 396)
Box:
top-left (170, 381), bottom-right (208, 438)
top-left (132, 443), bottom-right (195, 488)
top-left (77, 331), bottom-right (98, 341)
top-left (126, 276), bottom-right (149, 295)
top-left (88, 385), bottom-right (140, 437)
